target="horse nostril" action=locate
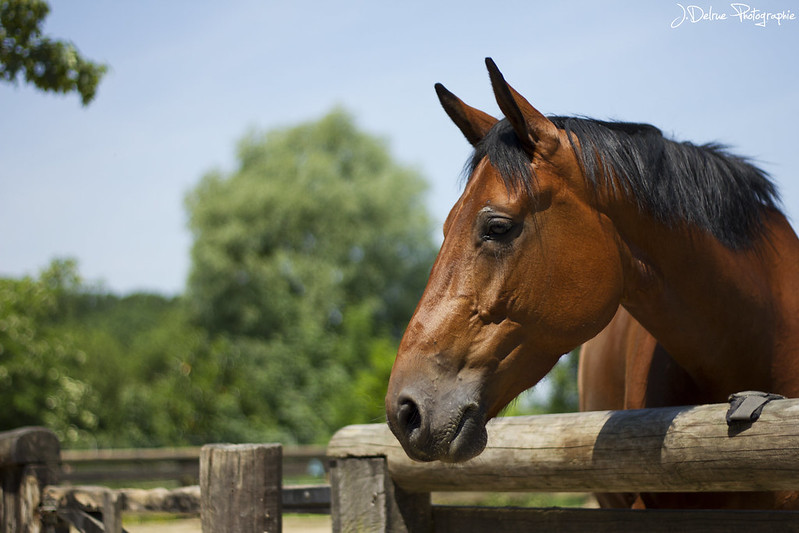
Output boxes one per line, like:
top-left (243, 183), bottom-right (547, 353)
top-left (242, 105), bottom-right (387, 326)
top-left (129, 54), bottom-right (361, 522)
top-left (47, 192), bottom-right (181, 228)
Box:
top-left (397, 396), bottom-right (422, 436)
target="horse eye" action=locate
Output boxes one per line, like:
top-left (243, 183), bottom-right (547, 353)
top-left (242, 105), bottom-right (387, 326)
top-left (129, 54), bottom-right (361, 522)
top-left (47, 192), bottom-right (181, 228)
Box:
top-left (485, 218), bottom-right (514, 239)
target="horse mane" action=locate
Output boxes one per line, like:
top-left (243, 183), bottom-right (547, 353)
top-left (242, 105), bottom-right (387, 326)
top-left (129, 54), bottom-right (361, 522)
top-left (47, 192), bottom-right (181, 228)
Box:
top-left (467, 117), bottom-right (781, 249)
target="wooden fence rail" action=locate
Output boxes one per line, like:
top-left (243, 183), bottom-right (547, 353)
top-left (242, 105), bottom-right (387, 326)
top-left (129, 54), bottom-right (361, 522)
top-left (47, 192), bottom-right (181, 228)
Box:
top-left (5, 397), bottom-right (799, 532)
top-left (42, 481), bottom-right (330, 517)
top-left (326, 398), bottom-right (799, 532)
top-left (60, 444), bottom-right (327, 485)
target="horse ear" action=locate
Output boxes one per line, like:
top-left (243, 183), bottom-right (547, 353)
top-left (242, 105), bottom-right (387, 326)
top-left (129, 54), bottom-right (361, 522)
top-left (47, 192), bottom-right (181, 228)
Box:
top-left (435, 83), bottom-right (498, 146)
top-left (485, 58), bottom-right (559, 155)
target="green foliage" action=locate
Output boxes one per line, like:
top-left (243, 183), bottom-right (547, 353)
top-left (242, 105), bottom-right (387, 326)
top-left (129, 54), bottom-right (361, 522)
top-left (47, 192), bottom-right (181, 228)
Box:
top-left (185, 109), bottom-right (437, 443)
top-left (330, 302), bottom-right (398, 426)
top-left (0, 260), bottom-right (99, 445)
top-left (186, 109), bottom-right (435, 339)
top-left (50, 283), bottom-right (254, 448)
top-left (0, 0), bottom-right (106, 104)
top-left (0, 259), bottom-right (239, 447)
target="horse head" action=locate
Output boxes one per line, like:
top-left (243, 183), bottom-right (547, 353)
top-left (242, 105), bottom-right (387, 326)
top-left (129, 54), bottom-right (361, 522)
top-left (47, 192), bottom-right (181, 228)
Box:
top-left (385, 59), bottom-right (625, 462)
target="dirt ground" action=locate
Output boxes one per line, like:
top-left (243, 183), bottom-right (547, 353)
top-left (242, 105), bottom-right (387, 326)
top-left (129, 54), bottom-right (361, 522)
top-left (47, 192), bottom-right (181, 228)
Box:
top-left (122, 515), bottom-right (331, 533)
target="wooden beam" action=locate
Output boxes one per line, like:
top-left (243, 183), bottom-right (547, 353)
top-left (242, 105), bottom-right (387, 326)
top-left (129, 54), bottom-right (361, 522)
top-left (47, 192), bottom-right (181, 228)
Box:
top-left (61, 444), bottom-right (326, 462)
top-left (200, 444), bottom-right (281, 533)
top-left (43, 485), bottom-right (202, 514)
top-left (0, 427), bottom-right (61, 533)
top-left (330, 457), bottom-right (431, 533)
top-left (328, 399), bottom-right (799, 493)
top-left (282, 484), bottom-right (331, 514)
top-left (43, 483), bottom-right (330, 515)
top-left (0, 427), bottom-right (59, 468)
top-left (59, 445), bottom-right (326, 485)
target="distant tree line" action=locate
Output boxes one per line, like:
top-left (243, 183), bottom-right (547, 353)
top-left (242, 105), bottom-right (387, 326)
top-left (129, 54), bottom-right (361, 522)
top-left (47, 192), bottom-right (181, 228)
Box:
top-left (1, 111), bottom-right (438, 447)
top-left (1, 110), bottom-right (579, 448)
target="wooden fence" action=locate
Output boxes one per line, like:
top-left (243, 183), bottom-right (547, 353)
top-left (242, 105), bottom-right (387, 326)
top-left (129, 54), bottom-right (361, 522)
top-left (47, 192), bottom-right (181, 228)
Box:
top-left (4, 397), bottom-right (799, 532)
top-left (59, 443), bottom-right (326, 485)
top-left (0, 431), bottom-right (329, 533)
top-left (326, 398), bottom-right (799, 532)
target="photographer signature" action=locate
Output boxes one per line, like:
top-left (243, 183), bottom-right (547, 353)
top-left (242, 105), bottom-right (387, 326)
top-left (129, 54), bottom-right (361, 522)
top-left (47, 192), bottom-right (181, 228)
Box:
top-left (671, 3), bottom-right (796, 28)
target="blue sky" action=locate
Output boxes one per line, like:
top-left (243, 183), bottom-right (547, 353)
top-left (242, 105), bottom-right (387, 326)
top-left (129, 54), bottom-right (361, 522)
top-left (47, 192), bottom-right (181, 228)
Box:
top-left (2, 1), bottom-right (797, 294)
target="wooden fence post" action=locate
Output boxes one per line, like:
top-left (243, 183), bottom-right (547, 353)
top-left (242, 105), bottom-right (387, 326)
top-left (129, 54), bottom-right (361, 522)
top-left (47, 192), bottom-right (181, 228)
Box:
top-left (101, 489), bottom-right (122, 533)
top-left (330, 456), bottom-right (431, 533)
top-left (200, 443), bottom-right (281, 533)
top-left (0, 427), bottom-right (61, 533)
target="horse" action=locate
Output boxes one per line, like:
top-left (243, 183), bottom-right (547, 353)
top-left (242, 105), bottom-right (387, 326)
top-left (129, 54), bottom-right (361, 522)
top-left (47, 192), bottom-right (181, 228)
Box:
top-left (385, 58), bottom-right (799, 509)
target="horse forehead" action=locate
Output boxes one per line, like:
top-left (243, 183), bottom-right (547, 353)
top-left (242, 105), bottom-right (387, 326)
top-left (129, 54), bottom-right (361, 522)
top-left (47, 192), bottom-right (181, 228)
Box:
top-left (463, 159), bottom-right (527, 209)
top-left (444, 162), bottom-right (495, 233)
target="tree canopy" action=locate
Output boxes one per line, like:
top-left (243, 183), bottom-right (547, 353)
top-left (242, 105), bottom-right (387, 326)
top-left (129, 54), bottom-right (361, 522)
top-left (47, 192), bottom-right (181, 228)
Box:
top-left (186, 109), bottom-right (435, 339)
top-left (0, 0), bottom-right (106, 104)
top-left (185, 109), bottom-right (438, 442)
top-left (0, 260), bottom-right (99, 445)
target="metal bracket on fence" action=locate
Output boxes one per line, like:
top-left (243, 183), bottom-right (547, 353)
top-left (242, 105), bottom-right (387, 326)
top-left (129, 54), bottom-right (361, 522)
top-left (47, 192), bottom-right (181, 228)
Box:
top-left (726, 391), bottom-right (786, 425)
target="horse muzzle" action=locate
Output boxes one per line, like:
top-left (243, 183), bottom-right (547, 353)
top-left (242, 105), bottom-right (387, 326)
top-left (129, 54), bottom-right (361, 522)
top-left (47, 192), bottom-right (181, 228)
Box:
top-left (386, 369), bottom-right (488, 463)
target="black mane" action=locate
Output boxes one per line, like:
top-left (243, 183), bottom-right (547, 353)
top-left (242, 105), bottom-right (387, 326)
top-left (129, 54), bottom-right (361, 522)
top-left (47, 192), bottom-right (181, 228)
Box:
top-left (467, 117), bottom-right (780, 249)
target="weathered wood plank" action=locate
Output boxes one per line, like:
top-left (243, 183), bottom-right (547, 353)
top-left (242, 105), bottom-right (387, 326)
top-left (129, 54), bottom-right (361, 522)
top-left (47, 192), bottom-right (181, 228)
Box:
top-left (330, 457), bottom-right (431, 533)
top-left (53, 507), bottom-right (106, 533)
top-left (61, 445), bottom-right (326, 463)
top-left (59, 445), bottom-right (326, 485)
top-left (432, 506), bottom-right (799, 533)
top-left (200, 443), bottom-right (281, 533)
top-left (328, 399), bottom-right (799, 493)
top-left (99, 489), bottom-right (123, 533)
top-left (43, 483), bottom-right (330, 516)
top-left (19, 465), bottom-right (51, 533)
top-left (44, 485), bottom-right (201, 515)
top-left (0, 428), bottom-right (61, 533)
top-left (61, 447), bottom-right (202, 462)
top-left (0, 427), bottom-right (60, 468)
top-left (282, 484), bottom-right (331, 514)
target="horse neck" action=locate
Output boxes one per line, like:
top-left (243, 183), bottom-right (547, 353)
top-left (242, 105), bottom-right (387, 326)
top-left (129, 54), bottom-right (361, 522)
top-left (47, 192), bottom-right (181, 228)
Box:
top-left (608, 202), bottom-right (799, 399)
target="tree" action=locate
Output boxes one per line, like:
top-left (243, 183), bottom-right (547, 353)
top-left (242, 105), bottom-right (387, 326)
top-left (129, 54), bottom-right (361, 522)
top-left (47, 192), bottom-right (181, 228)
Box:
top-left (0, 260), bottom-right (100, 445)
top-left (185, 109), bottom-right (437, 442)
top-left (0, 0), bottom-right (106, 105)
top-left (18, 260), bottom-right (253, 448)
top-left (70, 303), bottom-right (253, 448)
